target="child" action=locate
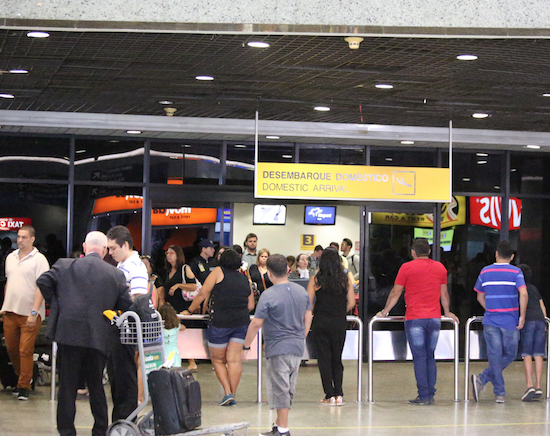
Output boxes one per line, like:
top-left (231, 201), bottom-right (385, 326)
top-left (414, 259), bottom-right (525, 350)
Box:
top-left (159, 303), bottom-right (184, 368)
top-left (518, 264), bottom-right (547, 402)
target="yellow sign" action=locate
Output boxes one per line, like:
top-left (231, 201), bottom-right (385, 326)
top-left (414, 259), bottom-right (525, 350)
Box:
top-left (301, 234), bottom-right (316, 251)
top-left (255, 162), bottom-right (450, 202)
top-left (372, 196), bottom-right (466, 228)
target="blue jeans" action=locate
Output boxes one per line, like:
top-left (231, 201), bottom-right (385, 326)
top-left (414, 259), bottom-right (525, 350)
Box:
top-left (405, 318), bottom-right (441, 399)
top-left (479, 324), bottom-right (519, 396)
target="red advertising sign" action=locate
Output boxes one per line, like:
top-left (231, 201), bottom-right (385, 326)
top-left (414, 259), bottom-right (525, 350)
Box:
top-left (0, 217), bottom-right (32, 231)
top-left (470, 197), bottom-right (522, 230)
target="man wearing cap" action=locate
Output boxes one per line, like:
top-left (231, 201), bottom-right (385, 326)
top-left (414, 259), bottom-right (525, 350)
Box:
top-left (189, 239), bottom-right (216, 285)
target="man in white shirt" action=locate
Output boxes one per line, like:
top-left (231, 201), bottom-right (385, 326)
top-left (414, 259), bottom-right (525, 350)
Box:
top-left (0, 225), bottom-right (49, 400)
top-left (341, 238), bottom-right (360, 280)
top-left (106, 225), bottom-right (148, 421)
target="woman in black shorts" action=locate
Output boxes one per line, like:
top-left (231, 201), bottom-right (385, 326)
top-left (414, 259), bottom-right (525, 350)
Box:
top-left (184, 249), bottom-right (254, 406)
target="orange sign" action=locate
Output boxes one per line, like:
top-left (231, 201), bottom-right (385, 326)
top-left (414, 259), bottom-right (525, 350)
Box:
top-left (93, 196), bottom-right (217, 226)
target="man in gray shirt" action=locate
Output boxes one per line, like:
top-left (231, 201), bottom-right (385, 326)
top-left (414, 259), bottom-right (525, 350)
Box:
top-left (243, 254), bottom-right (312, 436)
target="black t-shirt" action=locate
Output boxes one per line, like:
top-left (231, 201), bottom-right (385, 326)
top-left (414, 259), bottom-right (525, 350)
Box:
top-left (210, 266), bottom-right (251, 328)
top-left (526, 283), bottom-right (545, 321)
top-left (248, 264), bottom-right (273, 293)
top-left (156, 267), bottom-right (193, 313)
top-left (189, 255), bottom-right (214, 285)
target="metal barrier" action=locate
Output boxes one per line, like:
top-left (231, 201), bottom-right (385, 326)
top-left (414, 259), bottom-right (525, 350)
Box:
top-left (463, 316), bottom-right (550, 401)
top-left (178, 314), bottom-right (364, 403)
top-left (368, 316), bottom-right (460, 403)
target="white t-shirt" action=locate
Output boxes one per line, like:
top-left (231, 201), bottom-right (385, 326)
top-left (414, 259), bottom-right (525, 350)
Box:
top-left (2, 247), bottom-right (49, 319)
top-left (118, 251), bottom-right (148, 296)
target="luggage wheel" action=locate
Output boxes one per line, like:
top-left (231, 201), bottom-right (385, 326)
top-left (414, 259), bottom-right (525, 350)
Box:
top-left (106, 419), bottom-right (140, 436)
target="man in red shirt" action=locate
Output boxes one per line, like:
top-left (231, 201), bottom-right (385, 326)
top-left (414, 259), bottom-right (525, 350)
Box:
top-left (377, 238), bottom-right (458, 405)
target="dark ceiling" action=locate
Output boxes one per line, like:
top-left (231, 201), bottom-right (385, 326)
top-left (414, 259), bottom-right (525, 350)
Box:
top-left (1, 29), bottom-right (550, 131)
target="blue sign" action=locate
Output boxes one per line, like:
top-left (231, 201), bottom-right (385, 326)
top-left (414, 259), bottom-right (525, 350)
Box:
top-left (304, 206), bottom-right (336, 225)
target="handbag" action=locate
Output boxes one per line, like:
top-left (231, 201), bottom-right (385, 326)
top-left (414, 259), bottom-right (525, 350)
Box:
top-left (181, 264), bottom-right (201, 302)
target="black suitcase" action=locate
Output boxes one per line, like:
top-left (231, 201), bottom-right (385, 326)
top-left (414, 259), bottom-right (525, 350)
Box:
top-left (148, 367), bottom-right (201, 435)
top-left (0, 344), bottom-right (18, 389)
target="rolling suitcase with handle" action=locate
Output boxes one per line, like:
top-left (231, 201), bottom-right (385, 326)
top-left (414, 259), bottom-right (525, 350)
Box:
top-left (148, 366), bottom-right (201, 435)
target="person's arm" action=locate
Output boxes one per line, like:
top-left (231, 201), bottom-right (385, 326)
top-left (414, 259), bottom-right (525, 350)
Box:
top-left (517, 285), bottom-right (528, 330)
top-left (440, 283), bottom-right (459, 322)
top-left (185, 266), bottom-right (221, 314)
top-left (156, 286), bottom-right (166, 307)
top-left (241, 317), bottom-right (264, 361)
top-left (346, 271), bottom-right (356, 312)
top-left (376, 284), bottom-right (404, 317)
top-left (477, 291), bottom-right (486, 310)
top-left (169, 266), bottom-right (198, 295)
top-left (247, 285), bottom-right (255, 312)
top-left (306, 276), bottom-right (317, 308)
top-left (540, 299), bottom-right (547, 318)
top-left (304, 309), bottom-right (313, 337)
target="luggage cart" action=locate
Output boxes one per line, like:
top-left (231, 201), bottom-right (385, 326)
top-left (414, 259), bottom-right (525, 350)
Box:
top-left (106, 310), bottom-right (249, 436)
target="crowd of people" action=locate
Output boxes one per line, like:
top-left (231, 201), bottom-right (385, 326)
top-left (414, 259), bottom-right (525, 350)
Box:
top-left (0, 226), bottom-right (542, 436)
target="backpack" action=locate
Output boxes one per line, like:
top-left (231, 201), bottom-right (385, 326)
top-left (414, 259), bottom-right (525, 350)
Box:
top-left (129, 293), bottom-right (159, 323)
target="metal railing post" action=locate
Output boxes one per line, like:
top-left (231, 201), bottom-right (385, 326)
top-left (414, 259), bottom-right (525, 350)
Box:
top-left (349, 315), bottom-right (364, 403)
top-left (368, 315), bottom-right (458, 403)
top-left (257, 327), bottom-right (262, 403)
top-left (50, 341), bottom-right (57, 402)
top-left (464, 316), bottom-right (483, 401)
top-left (546, 317), bottom-right (550, 400)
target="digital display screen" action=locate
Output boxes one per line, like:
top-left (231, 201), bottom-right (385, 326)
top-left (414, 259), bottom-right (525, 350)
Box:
top-left (253, 205), bottom-right (286, 225)
top-left (413, 228), bottom-right (455, 252)
top-left (304, 206), bottom-right (336, 225)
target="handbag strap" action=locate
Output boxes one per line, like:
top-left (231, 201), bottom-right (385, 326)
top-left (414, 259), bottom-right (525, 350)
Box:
top-left (260, 267), bottom-right (267, 291)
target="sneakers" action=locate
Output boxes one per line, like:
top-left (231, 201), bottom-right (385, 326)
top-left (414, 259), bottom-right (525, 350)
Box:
top-left (408, 396), bottom-right (434, 406)
top-left (471, 374), bottom-right (484, 402)
top-left (259, 425), bottom-right (290, 436)
top-left (219, 393), bottom-right (235, 406)
top-left (495, 395), bottom-right (505, 403)
top-left (335, 396), bottom-right (345, 406)
top-left (534, 389), bottom-right (543, 400)
top-left (522, 387), bottom-right (536, 402)
top-left (17, 389), bottom-right (29, 401)
top-left (318, 397), bottom-right (333, 405)
top-left (11, 387), bottom-right (19, 396)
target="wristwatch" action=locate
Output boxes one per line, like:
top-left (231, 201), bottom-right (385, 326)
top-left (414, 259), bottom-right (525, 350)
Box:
top-left (242, 345), bottom-right (251, 351)
top-left (30, 310), bottom-right (38, 317)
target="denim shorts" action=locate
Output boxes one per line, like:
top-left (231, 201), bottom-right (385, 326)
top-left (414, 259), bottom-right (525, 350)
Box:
top-left (520, 319), bottom-right (546, 357)
top-left (207, 324), bottom-right (248, 348)
top-left (266, 354), bottom-right (302, 410)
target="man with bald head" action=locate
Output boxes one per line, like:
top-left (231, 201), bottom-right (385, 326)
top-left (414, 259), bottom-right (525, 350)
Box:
top-left (37, 231), bottom-right (132, 436)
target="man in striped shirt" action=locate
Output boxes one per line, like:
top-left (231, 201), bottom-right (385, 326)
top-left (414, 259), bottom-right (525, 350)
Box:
top-left (471, 240), bottom-right (528, 403)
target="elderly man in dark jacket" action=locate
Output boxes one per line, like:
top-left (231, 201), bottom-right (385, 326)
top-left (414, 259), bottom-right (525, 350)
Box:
top-left (37, 231), bottom-right (132, 436)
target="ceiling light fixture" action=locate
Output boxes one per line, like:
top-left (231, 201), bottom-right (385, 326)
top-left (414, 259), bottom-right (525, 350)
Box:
top-left (126, 130), bottom-right (142, 134)
top-left (543, 94), bottom-right (550, 97)
top-left (511, 168), bottom-right (517, 172)
top-left (314, 106), bottom-right (330, 111)
top-left (344, 36), bottom-right (364, 50)
top-left (27, 31), bottom-right (49, 38)
top-left (184, 144), bottom-right (191, 148)
top-left (9, 69), bottom-right (28, 74)
top-left (526, 145), bottom-right (541, 149)
top-left (76, 149), bottom-right (86, 154)
top-left (195, 75), bottom-right (214, 81)
top-left (456, 54), bottom-right (478, 61)
top-left (158, 100), bottom-right (173, 105)
top-left (0, 93), bottom-right (15, 99)
top-left (385, 157), bottom-right (393, 161)
top-left (476, 153), bottom-right (488, 156)
top-left (282, 154), bottom-right (293, 159)
top-left (247, 41), bottom-right (270, 48)
top-left (375, 84), bottom-right (394, 89)
top-left (401, 140), bottom-right (415, 145)
top-left (472, 113), bottom-right (489, 119)
top-left (463, 178), bottom-right (471, 182)
top-left (234, 144), bottom-right (246, 148)
top-left (494, 185), bottom-right (501, 189)
top-left (477, 160), bottom-right (488, 165)
top-left (265, 135), bottom-right (280, 140)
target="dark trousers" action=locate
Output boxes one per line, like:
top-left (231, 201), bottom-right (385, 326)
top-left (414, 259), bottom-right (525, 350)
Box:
top-left (57, 345), bottom-right (108, 436)
top-left (312, 316), bottom-right (347, 398)
top-left (107, 340), bottom-right (138, 422)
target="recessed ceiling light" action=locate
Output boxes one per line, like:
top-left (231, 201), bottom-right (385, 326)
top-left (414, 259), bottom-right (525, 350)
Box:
top-left (543, 94), bottom-right (550, 97)
top-left (247, 41), bottom-right (270, 48)
top-left (526, 145), bottom-right (541, 149)
top-left (234, 144), bottom-right (246, 148)
top-left (375, 84), bottom-right (394, 89)
top-left (126, 130), bottom-right (142, 134)
top-left (511, 168), bottom-right (517, 172)
top-left (27, 31), bottom-right (49, 38)
top-left (477, 160), bottom-right (488, 165)
top-left (385, 157), bottom-right (393, 161)
top-left (457, 54), bottom-right (478, 61)
top-left (184, 144), bottom-right (191, 148)
top-left (195, 75), bottom-right (214, 81)
top-left (76, 149), bottom-right (86, 154)
top-left (401, 140), bottom-right (414, 145)
top-left (265, 135), bottom-right (280, 140)
top-left (494, 185), bottom-right (501, 189)
top-left (282, 154), bottom-right (293, 159)
top-left (158, 100), bottom-right (173, 105)
top-left (0, 93), bottom-right (15, 99)
top-left (109, 140), bottom-right (119, 143)
top-left (472, 113), bottom-right (489, 119)
top-left (463, 178), bottom-right (471, 182)
top-left (476, 153), bottom-right (488, 156)
top-left (9, 69), bottom-right (28, 74)
top-left (314, 106), bottom-right (330, 111)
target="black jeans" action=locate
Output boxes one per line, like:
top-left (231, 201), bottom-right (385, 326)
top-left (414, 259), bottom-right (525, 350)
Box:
top-left (57, 345), bottom-right (108, 436)
top-left (107, 340), bottom-right (138, 422)
top-left (312, 316), bottom-right (347, 398)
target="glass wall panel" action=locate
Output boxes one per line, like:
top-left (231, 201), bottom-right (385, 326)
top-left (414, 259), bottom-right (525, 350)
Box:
top-left (299, 145), bottom-right (365, 165)
top-left (510, 153), bottom-right (550, 196)
top-left (258, 144), bottom-right (295, 163)
top-left (452, 152), bottom-right (502, 193)
top-left (0, 136), bottom-right (69, 180)
top-left (74, 139), bottom-right (144, 182)
top-left (370, 148), bottom-right (436, 167)
top-left (226, 142), bottom-right (254, 186)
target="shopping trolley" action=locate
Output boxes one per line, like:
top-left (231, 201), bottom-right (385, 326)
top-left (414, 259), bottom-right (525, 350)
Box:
top-left (106, 310), bottom-right (249, 436)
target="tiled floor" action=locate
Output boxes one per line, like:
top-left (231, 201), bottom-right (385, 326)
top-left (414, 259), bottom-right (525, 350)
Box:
top-left (1, 360), bottom-right (549, 436)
